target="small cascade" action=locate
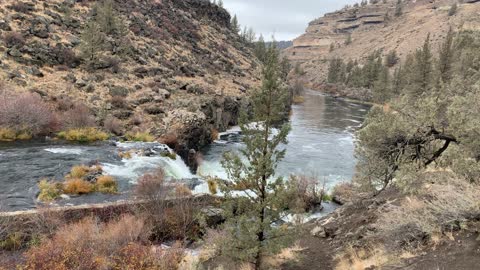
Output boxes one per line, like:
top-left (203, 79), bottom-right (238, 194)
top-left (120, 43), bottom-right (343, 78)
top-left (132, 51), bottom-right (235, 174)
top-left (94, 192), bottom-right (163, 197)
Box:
top-left (102, 141), bottom-right (195, 183)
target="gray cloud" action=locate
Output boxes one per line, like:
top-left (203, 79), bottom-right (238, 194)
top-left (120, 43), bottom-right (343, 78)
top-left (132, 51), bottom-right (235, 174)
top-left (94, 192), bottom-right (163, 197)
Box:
top-left (223, 0), bottom-right (359, 41)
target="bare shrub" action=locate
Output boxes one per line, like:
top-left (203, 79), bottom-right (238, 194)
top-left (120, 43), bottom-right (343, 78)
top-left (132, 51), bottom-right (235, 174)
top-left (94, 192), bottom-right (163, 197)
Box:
top-left (332, 182), bottom-right (357, 204)
top-left (135, 168), bottom-right (199, 241)
top-left (22, 215), bottom-right (152, 270)
top-left (53, 47), bottom-right (79, 68)
top-left (104, 116), bottom-right (124, 135)
top-left (111, 242), bottom-right (184, 270)
top-left (287, 175), bottom-right (325, 212)
top-left (110, 95), bottom-right (128, 109)
top-left (135, 168), bottom-right (169, 201)
top-left (130, 113), bottom-right (145, 126)
top-left (62, 103), bottom-right (96, 128)
top-left (0, 92), bottom-right (58, 136)
top-left (3, 32), bottom-right (25, 48)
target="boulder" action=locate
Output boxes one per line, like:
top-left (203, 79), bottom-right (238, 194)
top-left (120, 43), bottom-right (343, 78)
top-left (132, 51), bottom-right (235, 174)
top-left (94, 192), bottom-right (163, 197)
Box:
top-left (311, 226), bottom-right (327, 238)
top-left (29, 17), bottom-right (50, 38)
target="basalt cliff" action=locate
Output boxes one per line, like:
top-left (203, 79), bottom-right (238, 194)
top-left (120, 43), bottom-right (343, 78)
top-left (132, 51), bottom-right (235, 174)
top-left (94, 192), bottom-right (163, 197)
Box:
top-left (286, 0), bottom-right (480, 99)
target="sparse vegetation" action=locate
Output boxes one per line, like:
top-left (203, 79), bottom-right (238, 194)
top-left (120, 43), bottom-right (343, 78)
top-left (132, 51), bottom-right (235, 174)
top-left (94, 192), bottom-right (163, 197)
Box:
top-left (37, 165), bottom-right (117, 201)
top-left (57, 127), bottom-right (109, 142)
top-left (63, 178), bottom-right (94, 195)
top-left (37, 179), bottom-right (63, 202)
top-left (126, 131), bottom-right (155, 142)
top-left (95, 175), bottom-right (118, 194)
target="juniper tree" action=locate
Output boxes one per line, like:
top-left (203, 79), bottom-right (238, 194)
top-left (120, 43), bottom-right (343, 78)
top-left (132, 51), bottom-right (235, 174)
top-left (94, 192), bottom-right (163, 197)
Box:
top-left (79, 20), bottom-right (105, 63)
top-left (220, 44), bottom-right (292, 269)
top-left (327, 58), bottom-right (345, 83)
top-left (438, 27), bottom-right (454, 83)
top-left (411, 34), bottom-right (433, 96)
top-left (355, 30), bottom-right (480, 193)
top-left (231, 14), bottom-right (241, 34)
top-left (394, 0), bottom-right (403, 17)
top-left (448, 3), bottom-right (457, 16)
top-left (254, 35), bottom-right (267, 63)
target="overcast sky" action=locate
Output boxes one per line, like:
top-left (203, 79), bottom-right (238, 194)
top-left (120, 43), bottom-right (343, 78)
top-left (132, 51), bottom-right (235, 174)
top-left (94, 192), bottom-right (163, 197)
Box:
top-left (223, 0), bottom-right (359, 41)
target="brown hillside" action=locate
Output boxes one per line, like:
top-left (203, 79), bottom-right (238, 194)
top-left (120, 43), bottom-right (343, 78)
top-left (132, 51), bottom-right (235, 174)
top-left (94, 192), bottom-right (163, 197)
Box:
top-left (285, 0), bottom-right (480, 96)
top-left (0, 0), bottom-right (260, 156)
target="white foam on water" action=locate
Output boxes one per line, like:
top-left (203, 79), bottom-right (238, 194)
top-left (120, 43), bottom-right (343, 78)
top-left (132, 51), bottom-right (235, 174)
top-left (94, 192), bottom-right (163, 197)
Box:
top-left (102, 154), bottom-right (194, 183)
top-left (44, 148), bottom-right (83, 155)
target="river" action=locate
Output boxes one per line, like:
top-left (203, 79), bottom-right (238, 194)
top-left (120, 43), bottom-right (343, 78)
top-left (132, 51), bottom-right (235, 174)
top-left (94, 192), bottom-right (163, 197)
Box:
top-left (0, 90), bottom-right (370, 212)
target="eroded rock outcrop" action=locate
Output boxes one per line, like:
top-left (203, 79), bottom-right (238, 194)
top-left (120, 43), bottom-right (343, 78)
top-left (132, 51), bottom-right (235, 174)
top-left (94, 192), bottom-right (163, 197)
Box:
top-left (285, 0), bottom-right (480, 99)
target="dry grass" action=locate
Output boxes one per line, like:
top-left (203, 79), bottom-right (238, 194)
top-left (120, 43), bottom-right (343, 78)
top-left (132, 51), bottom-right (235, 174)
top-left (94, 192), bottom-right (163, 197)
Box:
top-left (175, 184), bottom-right (192, 197)
top-left (335, 246), bottom-right (391, 270)
top-left (63, 179), bottom-right (94, 195)
top-left (0, 128), bottom-right (32, 141)
top-left (207, 177), bottom-right (219, 195)
top-left (68, 165), bottom-right (90, 179)
top-left (95, 175), bottom-right (118, 194)
top-left (264, 244), bottom-right (305, 269)
top-left (57, 128), bottom-right (109, 142)
top-left (211, 128), bottom-right (219, 140)
top-left (126, 131), bottom-right (155, 142)
top-left (378, 178), bottom-right (480, 239)
top-left (37, 179), bottom-right (63, 202)
top-left (292, 95), bottom-right (305, 104)
top-left (0, 128), bottom-right (17, 141)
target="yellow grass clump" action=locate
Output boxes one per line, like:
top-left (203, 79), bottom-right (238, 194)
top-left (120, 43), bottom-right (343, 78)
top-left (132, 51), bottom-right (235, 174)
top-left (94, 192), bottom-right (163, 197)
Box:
top-left (207, 177), bottom-right (218, 195)
top-left (0, 128), bottom-right (32, 141)
top-left (95, 175), bottom-right (118, 194)
top-left (37, 179), bottom-right (63, 202)
top-left (293, 95), bottom-right (305, 104)
top-left (57, 128), bottom-right (109, 143)
top-left (63, 179), bottom-right (94, 195)
top-left (125, 131), bottom-right (155, 142)
top-left (175, 184), bottom-right (192, 197)
top-left (68, 165), bottom-right (90, 179)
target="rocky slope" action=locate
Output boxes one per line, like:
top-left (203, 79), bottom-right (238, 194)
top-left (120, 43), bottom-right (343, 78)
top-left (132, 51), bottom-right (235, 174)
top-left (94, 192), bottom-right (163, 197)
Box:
top-left (285, 0), bottom-right (480, 98)
top-left (0, 0), bottom-right (260, 159)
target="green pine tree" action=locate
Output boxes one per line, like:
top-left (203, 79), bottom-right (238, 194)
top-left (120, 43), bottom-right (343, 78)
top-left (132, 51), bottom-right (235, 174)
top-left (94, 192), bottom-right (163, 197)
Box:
top-left (220, 44), bottom-right (292, 269)
top-left (80, 20), bottom-right (105, 63)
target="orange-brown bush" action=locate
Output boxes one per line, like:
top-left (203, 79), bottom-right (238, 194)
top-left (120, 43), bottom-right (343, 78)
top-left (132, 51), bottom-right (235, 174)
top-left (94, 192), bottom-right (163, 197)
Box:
top-left (111, 242), bottom-right (184, 270)
top-left (22, 215), bottom-right (156, 270)
top-left (0, 92), bottom-right (58, 136)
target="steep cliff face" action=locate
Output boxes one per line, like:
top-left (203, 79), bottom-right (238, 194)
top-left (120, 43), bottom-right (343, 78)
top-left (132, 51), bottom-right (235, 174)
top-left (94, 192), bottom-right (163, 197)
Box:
top-left (286, 0), bottom-right (480, 97)
top-left (0, 0), bottom-right (260, 154)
